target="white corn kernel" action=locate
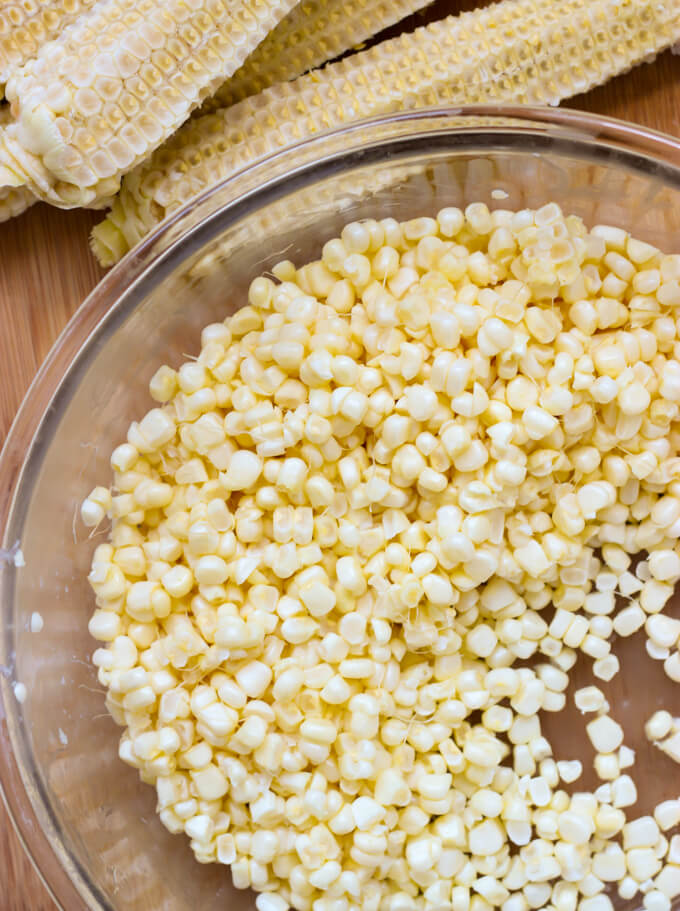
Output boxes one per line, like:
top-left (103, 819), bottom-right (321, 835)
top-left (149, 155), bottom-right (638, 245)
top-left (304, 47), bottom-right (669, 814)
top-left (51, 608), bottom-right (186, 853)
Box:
top-left (587, 716), bottom-right (624, 754)
top-left (645, 711), bottom-right (674, 742)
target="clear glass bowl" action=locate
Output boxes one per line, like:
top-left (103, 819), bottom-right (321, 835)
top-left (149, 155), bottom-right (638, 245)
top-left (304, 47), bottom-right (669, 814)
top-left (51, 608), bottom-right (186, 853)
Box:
top-left (1, 106), bottom-right (680, 911)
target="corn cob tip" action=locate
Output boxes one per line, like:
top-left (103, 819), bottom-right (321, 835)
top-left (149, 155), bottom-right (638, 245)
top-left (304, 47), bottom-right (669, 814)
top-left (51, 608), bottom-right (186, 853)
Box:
top-left (0, 149), bottom-right (27, 189)
top-left (0, 185), bottom-right (35, 221)
top-left (90, 220), bottom-right (126, 268)
top-left (0, 165), bottom-right (22, 188)
top-left (0, 123), bottom-right (34, 193)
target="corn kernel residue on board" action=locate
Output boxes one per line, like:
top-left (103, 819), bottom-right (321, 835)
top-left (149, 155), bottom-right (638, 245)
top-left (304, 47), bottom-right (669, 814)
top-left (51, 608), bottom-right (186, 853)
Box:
top-left (83, 204), bottom-right (680, 911)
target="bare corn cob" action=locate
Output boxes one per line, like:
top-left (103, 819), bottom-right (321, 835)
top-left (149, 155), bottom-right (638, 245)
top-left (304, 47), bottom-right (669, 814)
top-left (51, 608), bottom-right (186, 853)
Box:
top-left (204, 0), bottom-right (434, 112)
top-left (92, 0), bottom-right (680, 266)
top-left (0, 0), bottom-right (99, 93)
top-left (0, 0), bottom-right (301, 208)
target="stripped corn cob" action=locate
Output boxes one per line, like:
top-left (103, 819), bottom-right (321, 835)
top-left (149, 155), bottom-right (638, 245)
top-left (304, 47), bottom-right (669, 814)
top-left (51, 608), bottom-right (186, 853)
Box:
top-left (92, 0), bottom-right (680, 266)
top-left (0, 0), bottom-right (301, 208)
top-left (0, 0), bottom-right (99, 93)
top-left (204, 0), bottom-right (434, 112)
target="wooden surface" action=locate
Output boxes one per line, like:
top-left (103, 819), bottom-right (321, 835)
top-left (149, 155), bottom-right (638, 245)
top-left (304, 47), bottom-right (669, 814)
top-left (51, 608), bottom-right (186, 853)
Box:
top-left (0, 17), bottom-right (679, 911)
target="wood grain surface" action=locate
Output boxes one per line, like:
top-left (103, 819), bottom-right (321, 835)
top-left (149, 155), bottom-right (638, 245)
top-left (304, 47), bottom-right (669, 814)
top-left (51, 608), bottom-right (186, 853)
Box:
top-left (0, 4), bottom-right (679, 907)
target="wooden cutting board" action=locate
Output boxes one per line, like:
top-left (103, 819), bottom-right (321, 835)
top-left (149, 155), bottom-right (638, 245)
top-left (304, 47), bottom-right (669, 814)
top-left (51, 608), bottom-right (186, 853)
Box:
top-left (0, 6), bottom-right (679, 907)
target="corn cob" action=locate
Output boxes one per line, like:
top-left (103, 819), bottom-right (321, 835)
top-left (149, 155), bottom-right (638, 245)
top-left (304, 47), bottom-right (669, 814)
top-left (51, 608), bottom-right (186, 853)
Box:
top-left (204, 0), bottom-right (434, 112)
top-left (0, 0), bottom-right (301, 208)
top-left (91, 0), bottom-right (680, 266)
top-left (0, 0), bottom-right (433, 218)
top-left (0, 0), bottom-right (99, 93)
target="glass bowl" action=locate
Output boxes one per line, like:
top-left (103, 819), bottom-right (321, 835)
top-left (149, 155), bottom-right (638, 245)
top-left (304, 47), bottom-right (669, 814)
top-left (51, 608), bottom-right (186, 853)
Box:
top-left (1, 106), bottom-right (680, 911)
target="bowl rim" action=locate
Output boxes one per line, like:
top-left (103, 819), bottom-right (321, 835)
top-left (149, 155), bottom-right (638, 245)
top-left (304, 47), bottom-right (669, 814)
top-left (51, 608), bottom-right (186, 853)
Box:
top-left (1, 103), bottom-right (680, 911)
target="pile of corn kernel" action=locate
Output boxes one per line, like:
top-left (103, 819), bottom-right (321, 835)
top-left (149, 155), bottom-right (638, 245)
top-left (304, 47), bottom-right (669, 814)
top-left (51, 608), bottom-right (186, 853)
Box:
top-left (82, 203), bottom-right (680, 911)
